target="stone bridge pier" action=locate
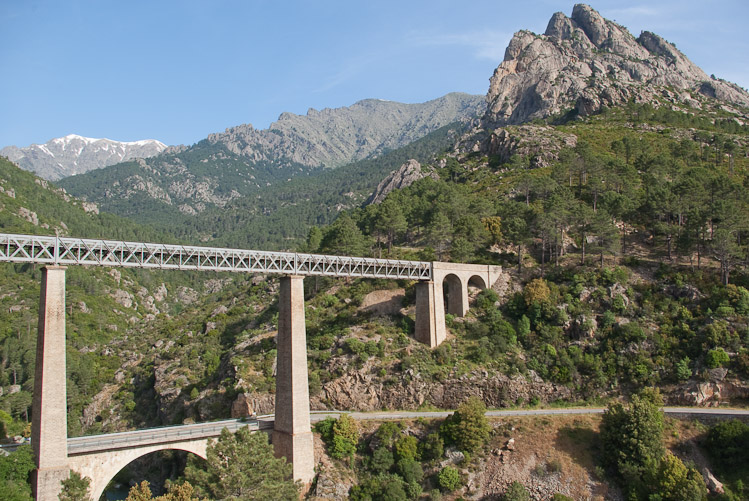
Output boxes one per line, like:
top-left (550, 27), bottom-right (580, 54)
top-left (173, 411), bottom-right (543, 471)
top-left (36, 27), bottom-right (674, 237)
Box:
top-left (29, 260), bottom-right (500, 499)
top-left (29, 270), bottom-right (317, 501)
top-left (415, 263), bottom-right (502, 348)
top-left (272, 276), bottom-right (315, 485)
top-left (32, 266), bottom-right (70, 501)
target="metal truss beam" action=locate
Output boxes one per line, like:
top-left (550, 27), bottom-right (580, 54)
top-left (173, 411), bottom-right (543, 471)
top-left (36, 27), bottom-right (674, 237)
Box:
top-left (0, 233), bottom-right (432, 280)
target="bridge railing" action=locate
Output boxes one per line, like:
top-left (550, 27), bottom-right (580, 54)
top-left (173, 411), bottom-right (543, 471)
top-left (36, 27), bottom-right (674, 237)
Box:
top-left (0, 233), bottom-right (432, 280)
top-left (67, 418), bottom-right (270, 455)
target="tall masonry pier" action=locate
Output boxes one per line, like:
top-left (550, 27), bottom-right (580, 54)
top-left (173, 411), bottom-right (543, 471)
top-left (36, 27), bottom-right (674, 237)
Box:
top-left (0, 233), bottom-right (501, 500)
top-left (32, 267), bottom-right (70, 500)
top-left (272, 276), bottom-right (316, 483)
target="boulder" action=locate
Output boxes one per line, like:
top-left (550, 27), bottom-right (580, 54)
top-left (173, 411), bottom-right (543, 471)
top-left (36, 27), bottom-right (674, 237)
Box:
top-left (230, 393), bottom-right (255, 418)
top-left (703, 469), bottom-right (724, 495)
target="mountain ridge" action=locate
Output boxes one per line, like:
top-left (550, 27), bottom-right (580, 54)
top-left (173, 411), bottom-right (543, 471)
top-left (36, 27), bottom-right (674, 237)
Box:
top-left (59, 93), bottom-right (484, 222)
top-left (204, 92), bottom-right (484, 169)
top-left (1, 134), bottom-right (168, 181)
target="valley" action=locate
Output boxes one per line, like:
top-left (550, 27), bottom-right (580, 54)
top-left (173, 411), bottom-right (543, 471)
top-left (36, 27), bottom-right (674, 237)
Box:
top-left (1, 3), bottom-right (749, 500)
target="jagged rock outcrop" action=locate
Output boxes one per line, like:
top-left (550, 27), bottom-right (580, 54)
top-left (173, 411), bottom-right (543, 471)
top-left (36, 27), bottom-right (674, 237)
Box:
top-left (485, 4), bottom-right (749, 127)
top-left (367, 159), bottom-right (438, 204)
top-left (1, 134), bottom-right (167, 181)
top-left (313, 368), bottom-right (571, 411)
top-left (207, 93), bottom-right (484, 169)
top-left (674, 377), bottom-right (749, 406)
top-left (460, 125), bottom-right (577, 168)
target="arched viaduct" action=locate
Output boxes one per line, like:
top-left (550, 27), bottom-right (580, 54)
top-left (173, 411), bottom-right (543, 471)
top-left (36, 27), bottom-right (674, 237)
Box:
top-left (0, 233), bottom-right (501, 500)
top-left (70, 440), bottom-right (208, 501)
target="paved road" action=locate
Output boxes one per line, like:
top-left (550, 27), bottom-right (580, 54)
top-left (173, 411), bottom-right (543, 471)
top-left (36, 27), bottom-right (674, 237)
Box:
top-left (3, 406), bottom-right (740, 456)
top-left (307, 406), bottom-right (749, 422)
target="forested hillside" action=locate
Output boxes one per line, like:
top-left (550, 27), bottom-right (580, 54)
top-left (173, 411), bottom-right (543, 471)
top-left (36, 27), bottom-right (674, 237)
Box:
top-left (0, 157), bottom-right (231, 442)
top-left (168, 122), bottom-right (467, 249)
top-left (3, 3), bottom-right (749, 497)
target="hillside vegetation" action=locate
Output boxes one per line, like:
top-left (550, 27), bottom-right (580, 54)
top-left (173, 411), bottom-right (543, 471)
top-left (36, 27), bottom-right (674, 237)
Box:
top-left (2, 90), bottom-right (749, 499)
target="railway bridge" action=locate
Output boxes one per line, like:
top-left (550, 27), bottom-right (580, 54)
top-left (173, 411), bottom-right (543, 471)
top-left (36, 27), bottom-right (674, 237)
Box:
top-left (0, 233), bottom-right (501, 500)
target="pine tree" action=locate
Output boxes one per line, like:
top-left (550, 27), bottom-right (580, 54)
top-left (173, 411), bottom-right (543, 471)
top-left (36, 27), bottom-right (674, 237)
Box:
top-left (59, 471), bottom-right (91, 501)
top-left (185, 427), bottom-right (299, 501)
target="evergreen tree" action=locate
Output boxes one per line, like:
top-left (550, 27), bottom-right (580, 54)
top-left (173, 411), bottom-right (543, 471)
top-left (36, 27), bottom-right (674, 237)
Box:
top-left (440, 397), bottom-right (491, 453)
top-left (320, 214), bottom-right (369, 257)
top-left (185, 427), bottom-right (299, 500)
top-left (600, 390), bottom-right (665, 490)
top-left (376, 198), bottom-right (408, 256)
top-left (59, 471), bottom-right (91, 501)
top-left (427, 211), bottom-right (452, 260)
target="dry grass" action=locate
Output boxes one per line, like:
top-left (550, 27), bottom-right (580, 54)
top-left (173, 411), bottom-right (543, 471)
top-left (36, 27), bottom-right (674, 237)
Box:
top-left (470, 414), bottom-right (620, 500)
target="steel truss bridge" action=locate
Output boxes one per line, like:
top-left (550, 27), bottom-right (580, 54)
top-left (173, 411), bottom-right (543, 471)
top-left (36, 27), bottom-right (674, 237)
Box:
top-left (0, 233), bottom-right (432, 280)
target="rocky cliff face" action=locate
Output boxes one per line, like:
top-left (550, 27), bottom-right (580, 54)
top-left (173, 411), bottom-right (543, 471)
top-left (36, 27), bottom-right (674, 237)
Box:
top-left (366, 159), bottom-right (438, 205)
top-left (207, 93), bottom-right (484, 170)
top-left (1, 134), bottom-right (167, 181)
top-left (313, 367), bottom-right (572, 412)
top-left (485, 4), bottom-right (749, 126)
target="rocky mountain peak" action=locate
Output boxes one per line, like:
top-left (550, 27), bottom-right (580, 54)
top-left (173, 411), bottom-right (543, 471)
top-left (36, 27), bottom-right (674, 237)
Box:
top-left (485, 3), bottom-right (749, 126)
top-left (1, 135), bottom-right (168, 181)
top-left (569, 3), bottom-right (612, 46)
top-left (205, 93), bottom-right (484, 170)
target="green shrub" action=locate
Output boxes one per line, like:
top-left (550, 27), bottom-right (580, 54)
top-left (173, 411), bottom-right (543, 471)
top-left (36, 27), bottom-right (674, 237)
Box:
top-left (675, 357), bottom-right (692, 381)
top-left (438, 466), bottom-right (461, 491)
top-left (396, 458), bottom-right (423, 484)
top-left (502, 481), bottom-right (530, 500)
top-left (59, 471), bottom-right (91, 501)
top-left (645, 453), bottom-right (707, 500)
top-left (552, 494), bottom-right (573, 501)
top-left (705, 419), bottom-right (749, 469)
top-left (350, 474), bottom-right (407, 501)
top-left (394, 435), bottom-right (419, 461)
top-left (0, 445), bottom-right (34, 500)
top-left (476, 289), bottom-right (499, 310)
top-left (418, 432), bottom-right (444, 461)
top-left (406, 481), bottom-right (422, 500)
top-left (344, 337), bottom-right (366, 355)
top-left (517, 315), bottom-right (531, 340)
top-left (371, 447), bottom-right (394, 474)
top-left (706, 348), bottom-right (730, 368)
top-left (375, 422), bottom-right (402, 447)
top-left (440, 397), bottom-right (491, 453)
top-left (316, 415), bottom-right (359, 460)
top-left (331, 414), bottom-right (359, 459)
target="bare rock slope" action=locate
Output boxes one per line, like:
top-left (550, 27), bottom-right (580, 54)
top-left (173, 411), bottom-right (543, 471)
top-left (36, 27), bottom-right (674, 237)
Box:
top-left (207, 92), bottom-right (484, 169)
top-left (366, 159), bottom-right (438, 205)
top-left (485, 4), bottom-right (749, 126)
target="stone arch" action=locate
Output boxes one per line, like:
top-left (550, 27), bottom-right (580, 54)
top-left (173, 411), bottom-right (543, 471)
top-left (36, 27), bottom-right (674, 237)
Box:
top-left (466, 275), bottom-right (488, 309)
top-left (68, 440), bottom-right (208, 501)
top-left (467, 275), bottom-right (487, 290)
top-left (442, 273), bottom-right (467, 317)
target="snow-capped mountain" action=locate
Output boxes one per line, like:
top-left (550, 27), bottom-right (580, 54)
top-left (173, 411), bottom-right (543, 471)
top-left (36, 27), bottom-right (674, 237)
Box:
top-left (0, 134), bottom-right (168, 180)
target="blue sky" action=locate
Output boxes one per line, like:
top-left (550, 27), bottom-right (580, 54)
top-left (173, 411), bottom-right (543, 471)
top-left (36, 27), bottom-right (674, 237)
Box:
top-left (1, 0), bottom-right (747, 148)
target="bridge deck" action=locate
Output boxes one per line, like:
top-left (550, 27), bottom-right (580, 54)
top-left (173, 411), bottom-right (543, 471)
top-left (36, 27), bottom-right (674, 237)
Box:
top-left (0, 233), bottom-right (432, 280)
top-left (66, 418), bottom-right (272, 455)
